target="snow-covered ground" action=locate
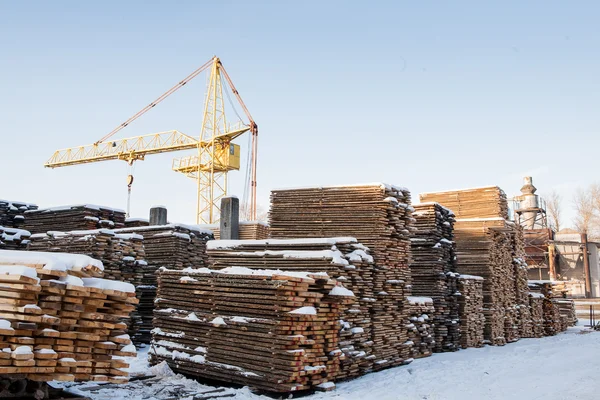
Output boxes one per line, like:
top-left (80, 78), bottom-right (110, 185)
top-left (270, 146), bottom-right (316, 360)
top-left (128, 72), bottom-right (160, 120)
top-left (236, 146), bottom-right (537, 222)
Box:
top-left (56, 326), bottom-right (600, 400)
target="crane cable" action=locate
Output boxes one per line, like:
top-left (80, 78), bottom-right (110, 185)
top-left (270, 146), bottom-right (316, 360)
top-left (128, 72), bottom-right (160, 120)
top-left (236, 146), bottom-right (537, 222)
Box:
top-left (95, 58), bottom-right (215, 145)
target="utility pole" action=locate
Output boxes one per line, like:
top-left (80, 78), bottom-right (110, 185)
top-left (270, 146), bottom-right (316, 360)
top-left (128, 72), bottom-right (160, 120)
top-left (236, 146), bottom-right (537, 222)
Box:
top-left (581, 233), bottom-right (592, 298)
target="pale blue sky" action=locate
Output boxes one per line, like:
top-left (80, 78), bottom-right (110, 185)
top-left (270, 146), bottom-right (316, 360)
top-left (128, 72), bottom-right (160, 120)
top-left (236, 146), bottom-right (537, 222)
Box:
top-left (1, 1), bottom-right (598, 226)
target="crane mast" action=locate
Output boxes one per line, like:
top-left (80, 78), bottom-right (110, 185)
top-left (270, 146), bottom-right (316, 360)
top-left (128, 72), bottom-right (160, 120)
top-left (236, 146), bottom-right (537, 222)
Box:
top-left (44, 56), bottom-right (257, 224)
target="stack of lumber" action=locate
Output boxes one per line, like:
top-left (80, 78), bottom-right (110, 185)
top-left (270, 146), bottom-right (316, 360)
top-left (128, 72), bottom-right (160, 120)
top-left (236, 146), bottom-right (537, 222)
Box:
top-left (23, 205), bottom-right (126, 234)
top-left (0, 199), bottom-right (38, 228)
top-left (0, 250), bottom-right (136, 383)
top-left (206, 238), bottom-right (377, 379)
top-left (420, 188), bottom-right (521, 346)
top-left (528, 293), bottom-right (545, 338)
top-left (419, 186), bottom-right (509, 219)
top-left (451, 218), bottom-right (515, 345)
top-left (124, 218), bottom-right (149, 228)
top-left (406, 297), bottom-right (435, 358)
top-left (151, 267), bottom-right (354, 393)
top-left (528, 281), bottom-right (566, 335)
top-left (0, 227), bottom-right (31, 250)
top-left (554, 298), bottom-right (577, 328)
top-left (410, 203), bottom-right (460, 352)
top-left (27, 229), bottom-right (149, 344)
top-left (457, 275), bottom-right (485, 348)
top-left (269, 183), bottom-right (415, 369)
top-left (209, 221), bottom-right (270, 240)
top-left (115, 224), bottom-right (214, 343)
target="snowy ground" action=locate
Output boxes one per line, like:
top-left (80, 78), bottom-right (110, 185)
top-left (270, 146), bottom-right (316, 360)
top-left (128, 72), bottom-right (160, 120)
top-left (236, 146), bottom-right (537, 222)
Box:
top-left (55, 326), bottom-right (600, 400)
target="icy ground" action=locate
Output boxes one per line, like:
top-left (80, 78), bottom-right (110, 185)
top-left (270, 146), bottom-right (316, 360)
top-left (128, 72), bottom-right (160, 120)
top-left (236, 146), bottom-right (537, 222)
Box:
top-left (55, 326), bottom-right (600, 400)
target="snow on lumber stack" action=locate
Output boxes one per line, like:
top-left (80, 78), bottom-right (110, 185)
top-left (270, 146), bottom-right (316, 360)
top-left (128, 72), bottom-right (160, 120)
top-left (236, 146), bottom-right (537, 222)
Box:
top-left (28, 230), bottom-right (148, 344)
top-left (209, 221), bottom-right (270, 240)
top-left (23, 205), bottom-right (125, 234)
top-left (554, 299), bottom-right (577, 328)
top-left (0, 226), bottom-right (31, 251)
top-left (457, 275), bottom-right (485, 348)
top-left (269, 183), bottom-right (415, 369)
top-left (114, 224), bottom-right (213, 344)
top-left (151, 267), bottom-right (354, 392)
top-left (410, 203), bottom-right (460, 352)
top-left (0, 250), bottom-right (136, 383)
top-left (419, 186), bottom-right (509, 220)
top-left (406, 297), bottom-right (435, 358)
top-left (0, 199), bottom-right (38, 228)
top-left (206, 237), bottom-right (377, 380)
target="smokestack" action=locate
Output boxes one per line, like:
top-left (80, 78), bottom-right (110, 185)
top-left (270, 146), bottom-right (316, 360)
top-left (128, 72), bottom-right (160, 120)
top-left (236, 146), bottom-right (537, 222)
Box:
top-left (519, 177), bottom-right (539, 229)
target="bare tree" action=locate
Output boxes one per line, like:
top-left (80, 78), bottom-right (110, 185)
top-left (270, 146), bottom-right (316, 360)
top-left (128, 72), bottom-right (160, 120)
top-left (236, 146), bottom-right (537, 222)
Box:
top-left (239, 203), bottom-right (269, 223)
top-left (573, 187), bottom-right (596, 234)
top-left (545, 190), bottom-right (562, 232)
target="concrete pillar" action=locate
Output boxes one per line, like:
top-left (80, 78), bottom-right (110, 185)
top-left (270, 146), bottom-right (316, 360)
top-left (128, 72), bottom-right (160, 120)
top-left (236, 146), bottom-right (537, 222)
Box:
top-left (220, 197), bottom-right (239, 240)
top-left (150, 206), bottom-right (168, 226)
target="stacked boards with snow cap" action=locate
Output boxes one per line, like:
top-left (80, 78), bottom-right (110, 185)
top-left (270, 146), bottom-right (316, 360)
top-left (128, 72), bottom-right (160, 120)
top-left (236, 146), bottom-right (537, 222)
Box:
top-left (0, 199), bottom-right (38, 228)
top-left (269, 183), bottom-right (415, 369)
top-left (528, 281), bottom-right (576, 335)
top-left (151, 266), bottom-right (355, 392)
top-left (205, 238), bottom-right (378, 380)
top-left (115, 224), bottom-right (214, 344)
top-left (23, 204), bottom-right (126, 234)
top-left (28, 229), bottom-right (148, 344)
top-left (410, 203), bottom-right (461, 352)
top-left (0, 226), bottom-right (31, 251)
top-left (419, 187), bottom-right (526, 345)
top-left (0, 250), bottom-right (136, 383)
top-left (457, 275), bottom-right (485, 348)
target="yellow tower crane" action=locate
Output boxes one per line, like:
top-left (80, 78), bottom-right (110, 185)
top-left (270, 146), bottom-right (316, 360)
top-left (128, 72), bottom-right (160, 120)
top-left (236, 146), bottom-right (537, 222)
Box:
top-left (44, 56), bottom-right (258, 224)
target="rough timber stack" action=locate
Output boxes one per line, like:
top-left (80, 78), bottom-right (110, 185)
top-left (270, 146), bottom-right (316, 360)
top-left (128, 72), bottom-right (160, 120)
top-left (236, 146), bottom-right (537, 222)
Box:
top-left (511, 228), bottom-right (534, 338)
top-left (528, 281), bottom-right (575, 335)
top-left (528, 293), bottom-right (545, 338)
top-left (410, 203), bottom-right (460, 352)
top-left (115, 224), bottom-right (214, 343)
top-left (0, 227), bottom-right (31, 250)
top-left (406, 297), bottom-right (435, 358)
top-left (205, 238), bottom-right (377, 380)
top-left (27, 230), bottom-right (149, 344)
top-left (269, 183), bottom-right (415, 369)
top-left (209, 221), bottom-right (270, 240)
top-left (0, 200), bottom-right (38, 228)
top-left (23, 205), bottom-right (126, 234)
top-left (457, 275), bottom-right (485, 348)
top-left (419, 187), bottom-right (521, 346)
top-left (0, 250), bottom-right (136, 383)
top-left (151, 267), bottom-right (354, 392)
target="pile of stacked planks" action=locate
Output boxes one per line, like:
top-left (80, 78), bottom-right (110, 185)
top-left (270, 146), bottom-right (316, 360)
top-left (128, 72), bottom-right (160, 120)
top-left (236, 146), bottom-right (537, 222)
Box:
top-left (124, 218), bottom-right (149, 228)
top-left (269, 183), bottom-right (415, 369)
top-left (554, 299), bottom-right (577, 328)
top-left (23, 205), bottom-right (126, 234)
top-left (0, 199), bottom-right (38, 228)
top-left (209, 221), bottom-right (270, 240)
top-left (151, 267), bottom-right (354, 392)
top-left (206, 238), bottom-right (377, 380)
top-left (528, 281), bottom-right (566, 336)
top-left (0, 227), bottom-right (31, 250)
top-left (419, 186), bottom-right (509, 220)
top-left (419, 188), bottom-right (521, 346)
top-left (457, 275), bottom-right (485, 348)
top-left (406, 297), bottom-right (435, 359)
top-left (0, 250), bottom-right (136, 383)
top-left (27, 229), bottom-right (149, 344)
top-left (115, 224), bottom-right (214, 343)
top-left (410, 203), bottom-right (460, 352)
top-left (528, 293), bottom-right (545, 338)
